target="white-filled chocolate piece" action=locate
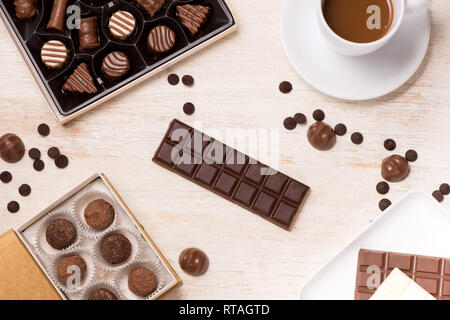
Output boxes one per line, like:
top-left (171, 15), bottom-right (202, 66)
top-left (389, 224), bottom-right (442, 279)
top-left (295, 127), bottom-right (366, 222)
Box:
top-left (108, 10), bottom-right (136, 40)
top-left (40, 40), bottom-right (69, 70)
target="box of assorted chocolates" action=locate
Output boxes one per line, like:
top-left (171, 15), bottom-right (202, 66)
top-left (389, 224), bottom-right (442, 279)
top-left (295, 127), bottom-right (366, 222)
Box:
top-left (0, 173), bottom-right (181, 300)
top-left (0, 0), bottom-right (236, 124)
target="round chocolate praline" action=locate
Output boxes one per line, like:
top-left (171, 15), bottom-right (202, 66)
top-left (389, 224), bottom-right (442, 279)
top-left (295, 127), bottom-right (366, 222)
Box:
top-left (100, 234), bottom-right (132, 265)
top-left (88, 288), bottom-right (118, 300)
top-left (46, 219), bottom-right (77, 250)
top-left (128, 267), bottom-right (157, 297)
top-left (179, 248), bottom-right (209, 276)
top-left (307, 122), bottom-right (336, 151)
top-left (0, 133), bottom-right (25, 163)
top-left (381, 155), bottom-right (410, 183)
top-left (101, 51), bottom-right (130, 81)
top-left (84, 199), bottom-right (115, 231)
top-left (57, 255), bottom-right (87, 284)
top-left (147, 25), bottom-right (176, 53)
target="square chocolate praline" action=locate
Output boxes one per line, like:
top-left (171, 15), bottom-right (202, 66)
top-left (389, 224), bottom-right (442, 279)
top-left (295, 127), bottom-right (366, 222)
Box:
top-left (214, 172), bottom-right (238, 196)
top-left (233, 182), bottom-right (258, 206)
top-left (271, 202), bottom-right (298, 228)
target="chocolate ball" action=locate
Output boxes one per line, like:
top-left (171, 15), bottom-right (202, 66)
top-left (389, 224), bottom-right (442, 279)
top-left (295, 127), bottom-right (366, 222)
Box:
top-left (57, 255), bottom-right (87, 284)
top-left (0, 134), bottom-right (25, 163)
top-left (381, 155), bottom-right (410, 182)
top-left (179, 248), bottom-right (209, 276)
top-left (307, 122), bottom-right (336, 151)
top-left (84, 199), bottom-right (115, 231)
top-left (88, 288), bottom-right (118, 300)
top-left (100, 234), bottom-right (132, 265)
top-left (128, 267), bottom-right (157, 297)
top-left (46, 219), bottom-right (77, 250)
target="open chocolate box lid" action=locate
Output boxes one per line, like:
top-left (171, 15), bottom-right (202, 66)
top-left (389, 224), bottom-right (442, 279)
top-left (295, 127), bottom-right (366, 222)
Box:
top-left (0, 173), bottom-right (181, 300)
top-left (0, 0), bottom-right (236, 124)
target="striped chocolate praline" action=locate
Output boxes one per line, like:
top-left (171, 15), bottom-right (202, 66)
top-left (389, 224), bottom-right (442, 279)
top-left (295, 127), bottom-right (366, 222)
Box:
top-left (101, 51), bottom-right (130, 81)
top-left (108, 10), bottom-right (136, 40)
top-left (147, 25), bottom-right (176, 53)
top-left (41, 40), bottom-right (69, 70)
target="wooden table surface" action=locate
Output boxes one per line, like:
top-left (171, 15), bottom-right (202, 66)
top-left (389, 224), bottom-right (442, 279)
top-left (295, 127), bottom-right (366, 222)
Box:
top-left (0, 1), bottom-right (449, 299)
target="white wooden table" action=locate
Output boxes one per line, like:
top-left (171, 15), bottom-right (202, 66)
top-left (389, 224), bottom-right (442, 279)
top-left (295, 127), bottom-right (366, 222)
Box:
top-left (0, 0), bottom-right (449, 299)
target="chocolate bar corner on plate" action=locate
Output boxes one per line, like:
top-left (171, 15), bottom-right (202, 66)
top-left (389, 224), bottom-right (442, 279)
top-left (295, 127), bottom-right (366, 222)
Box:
top-left (152, 119), bottom-right (310, 230)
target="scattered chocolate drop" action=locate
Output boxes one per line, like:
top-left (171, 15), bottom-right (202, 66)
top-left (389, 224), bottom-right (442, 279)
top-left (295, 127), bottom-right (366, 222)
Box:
top-left (179, 248), bottom-right (209, 276)
top-left (379, 199), bottom-right (392, 211)
top-left (7, 201), bottom-right (20, 213)
top-left (182, 75), bottom-right (194, 86)
top-left (0, 171), bottom-right (12, 183)
top-left (334, 123), bottom-right (347, 136)
top-left (376, 181), bottom-right (390, 195)
top-left (351, 132), bottom-right (364, 145)
top-left (33, 159), bottom-right (45, 172)
top-left (440, 183), bottom-right (450, 196)
top-left (47, 147), bottom-right (60, 159)
top-left (183, 102), bottom-right (195, 115)
top-left (167, 74), bottom-right (179, 86)
top-left (294, 113), bottom-right (307, 125)
top-left (283, 117), bottom-right (297, 130)
top-left (384, 139), bottom-right (396, 151)
top-left (312, 109), bottom-right (325, 122)
top-left (19, 184), bottom-right (31, 197)
top-left (0, 133), bottom-right (25, 163)
top-left (37, 123), bottom-right (50, 137)
top-left (28, 148), bottom-right (41, 160)
top-left (55, 154), bottom-right (69, 168)
top-left (381, 155), bottom-right (410, 183)
top-left (432, 190), bottom-right (444, 203)
top-left (279, 81), bottom-right (292, 94)
top-left (307, 122), bottom-right (336, 151)
top-left (405, 149), bottom-right (418, 162)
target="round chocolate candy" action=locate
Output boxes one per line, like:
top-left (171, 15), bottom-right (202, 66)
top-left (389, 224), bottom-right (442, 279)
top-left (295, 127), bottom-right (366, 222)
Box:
top-left (182, 75), bottom-right (194, 86)
top-left (312, 109), bottom-right (325, 122)
top-left (84, 199), bottom-right (115, 231)
top-left (28, 148), bottom-right (41, 160)
top-left (381, 155), bottom-right (410, 183)
top-left (179, 247), bottom-right (209, 276)
top-left (384, 139), bottom-right (396, 151)
top-left (147, 25), bottom-right (176, 53)
top-left (128, 267), bottom-right (157, 297)
top-left (46, 219), bottom-right (77, 250)
top-left (102, 51), bottom-right (130, 81)
top-left (376, 181), bottom-right (390, 195)
top-left (100, 234), bottom-right (132, 265)
top-left (334, 123), bottom-right (347, 136)
top-left (41, 40), bottom-right (69, 70)
top-left (57, 255), bottom-right (87, 284)
top-left (283, 117), bottom-right (297, 130)
top-left (405, 149), bottom-right (418, 162)
top-left (432, 190), bottom-right (444, 203)
top-left (307, 122), bottom-right (336, 151)
top-left (7, 201), bottom-right (20, 214)
top-left (379, 199), bottom-right (392, 211)
top-left (0, 134), bottom-right (25, 163)
top-left (108, 10), bottom-right (136, 40)
top-left (88, 288), bottom-right (118, 300)
top-left (294, 113), bottom-right (307, 125)
top-left (440, 183), bottom-right (450, 196)
top-left (19, 184), bottom-right (31, 197)
top-left (279, 81), bottom-right (292, 94)
top-left (0, 171), bottom-right (12, 183)
top-left (351, 132), bottom-right (364, 145)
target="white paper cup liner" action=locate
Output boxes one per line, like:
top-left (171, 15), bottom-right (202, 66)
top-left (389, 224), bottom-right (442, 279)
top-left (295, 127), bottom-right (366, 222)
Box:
top-left (113, 259), bottom-right (165, 300)
top-left (92, 226), bottom-right (142, 271)
top-left (48, 250), bottom-right (96, 294)
top-left (71, 186), bottom-right (118, 239)
top-left (33, 211), bottom-right (82, 258)
top-left (80, 281), bottom-right (123, 300)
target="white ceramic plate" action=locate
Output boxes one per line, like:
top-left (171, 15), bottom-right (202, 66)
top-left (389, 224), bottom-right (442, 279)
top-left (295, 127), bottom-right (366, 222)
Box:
top-left (298, 191), bottom-right (450, 300)
top-left (280, 0), bottom-right (431, 100)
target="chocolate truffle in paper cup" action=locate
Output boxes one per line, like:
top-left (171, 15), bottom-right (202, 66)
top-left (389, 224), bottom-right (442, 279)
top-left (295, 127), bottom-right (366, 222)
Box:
top-left (81, 282), bottom-right (121, 300)
top-left (84, 199), bottom-right (115, 231)
top-left (46, 219), bottom-right (77, 250)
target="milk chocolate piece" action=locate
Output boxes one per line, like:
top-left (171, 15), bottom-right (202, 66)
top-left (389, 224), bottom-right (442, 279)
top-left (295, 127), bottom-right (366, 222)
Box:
top-left (84, 199), bottom-right (115, 231)
top-left (13, 0), bottom-right (37, 20)
top-left (57, 255), bottom-right (87, 284)
top-left (100, 234), bottom-right (132, 265)
top-left (46, 0), bottom-right (68, 33)
top-left (46, 219), bottom-right (77, 250)
top-left (147, 25), bottom-right (175, 53)
top-left (108, 10), bottom-right (136, 40)
top-left (307, 122), bottom-right (336, 151)
top-left (78, 17), bottom-right (100, 51)
top-left (179, 248), bottom-right (209, 276)
top-left (381, 155), bottom-right (410, 182)
top-left (128, 267), bottom-right (157, 297)
top-left (63, 63), bottom-right (98, 94)
top-left (133, 0), bottom-right (165, 17)
top-left (0, 134), bottom-right (25, 163)
top-left (102, 51), bottom-right (130, 81)
top-left (41, 40), bottom-right (69, 70)
top-left (176, 4), bottom-right (210, 36)
top-left (88, 288), bottom-right (118, 300)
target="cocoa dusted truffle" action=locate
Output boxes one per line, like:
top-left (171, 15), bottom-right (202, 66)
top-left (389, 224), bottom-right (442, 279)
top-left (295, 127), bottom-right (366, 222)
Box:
top-left (46, 219), bottom-right (77, 250)
top-left (100, 234), bottom-right (132, 264)
top-left (307, 122), bottom-right (336, 151)
top-left (88, 288), bottom-right (118, 300)
top-left (57, 255), bottom-right (87, 284)
top-left (0, 134), bottom-right (25, 163)
top-left (381, 155), bottom-right (410, 182)
top-left (179, 248), bottom-right (209, 276)
top-left (128, 267), bottom-right (157, 297)
top-left (84, 199), bottom-right (115, 231)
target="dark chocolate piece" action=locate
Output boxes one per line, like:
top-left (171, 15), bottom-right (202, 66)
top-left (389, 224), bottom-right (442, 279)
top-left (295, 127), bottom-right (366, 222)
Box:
top-left (183, 102), bottom-right (195, 115)
top-left (88, 289), bottom-right (118, 300)
top-left (19, 184), bottom-right (31, 197)
top-left (378, 198), bottom-right (391, 211)
top-left (376, 181), bottom-right (389, 195)
top-left (48, 147), bottom-right (60, 159)
top-left (41, 40), bottom-right (69, 70)
top-left (0, 134), bottom-right (25, 163)
top-left (384, 138), bottom-right (396, 151)
top-left (7, 201), bottom-right (20, 213)
top-left (279, 81), bottom-right (292, 94)
top-left (102, 51), bottom-right (130, 81)
top-left (381, 155), bottom-right (410, 183)
top-left (334, 123), bottom-right (347, 136)
top-left (78, 17), bottom-right (100, 51)
top-left (46, 219), bottom-right (77, 250)
top-left (179, 248), bottom-right (209, 276)
top-left (440, 183), bottom-right (450, 196)
top-left (176, 4), bottom-right (210, 35)
top-left (37, 123), bottom-right (50, 136)
top-left (108, 10), bottom-right (136, 40)
top-left (167, 74), bottom-right (179, 86)
top-left (355, 249), bottom-right (450, 300)
top-left (307, 122), bottom-right (336, 151)
top-left (28, 148), bottom-right (41, 160)
top-left (84, 199), bottom-right (115, 231)
top-left (432, 190), bottom-right (444, 203)
top-left (33, 159), bottom-right (45, 171)
top-left (57, 255), bottom-right (87, 284)
top-left (294, 113), bottom-right (307, 125)
top-left (351, 132), bottom-right (364, 145)
top-left (283, 117), bottom-right (296, 130)
top-left (46, 0), bottom-right (68, 33)
top-left (13, 0), bottom-right (37, 20)
top-left (0, 171), bottom-right (12, 183)
top-left (147, 25), bottom-right (176, 53)
top-left (128, 267), bottom-right (157, 297)
top-left (55, 154), bottom-right (69, 168)
top-left (152, 119), bottom-right (310, 230)
top-left (405, 149), bottom-right (418, 162)
top-left (132, 0), bottom-right (165, 17)
top-left (312, 109), bottom-right (325, 122)
top-left (100, 234), bottom-right (132, 265)
top-left (63, 63), bottom-right (98, 94)
top-left (182, 75), bottom-right (194, 86)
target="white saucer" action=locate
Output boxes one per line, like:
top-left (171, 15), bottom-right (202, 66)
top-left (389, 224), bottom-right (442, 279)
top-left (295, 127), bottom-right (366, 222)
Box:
top-left (280, 0), bottom-right (430, 100)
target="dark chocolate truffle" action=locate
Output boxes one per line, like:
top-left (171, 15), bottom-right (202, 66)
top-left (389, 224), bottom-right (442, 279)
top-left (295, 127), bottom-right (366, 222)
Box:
top-left (57, 255), bottom-right (87, 284)
top-left (46, 219), bottom-right (77, 250)
top-left (84, 199), bottom-right (115, 231)
top-left (100, 234), bottom-right (132, 265)
top-left (179, 248), bottom-right (209, 276)
top-left (88, 288), bottom-right (118, 300)
top-left (307, 122), bottom-right (336, 151)
top-left (102, 51), bottom-right (130, 81)
top-left (147, 25), bottom-right (176, 53)
top-left (381, 155), bottom-right (410, 183)
top-left (0, 134), bottom-right (25, 163)
top-left (128, 267), bottom-right (157, 297)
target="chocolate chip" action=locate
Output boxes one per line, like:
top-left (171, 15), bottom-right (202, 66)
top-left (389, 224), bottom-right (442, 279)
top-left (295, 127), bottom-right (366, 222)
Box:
top-left (28, 148), bottom-right (41, 160)
top-left (167, 74), bottom-right (179, 86)
top-left (379, 199), bottom-right (392, 211)
top-left (384, 139), bottom-right (396, 151)
top-left (19, 184), bottom-right (31, 197)
top-left (334, 123), bottom-right (347, 136)
top-left (0, 171), bottom-right (12, 183)
top-left (182, 75), bottom-right (194, 86)
top-left (283, 117), bottom-right (297, 130)
top-left (33, 159), bottom-right (45, 172)
top-left (432, 190), bottom-right (444, 203)
top-left (55, 154), bottom-right (69, 168)
top-left (351, 132), bottom-right (364, 145)
top-left (7, 201), bottom-right (19, 213)
top-left (405, 149), bottom-right (418, 162)
top-left (294, 113), bottom-right (307, 125)
top-left (440, 183), bottom-right (450, 196)
top-left (312, 109), bottom-right (325, 122)
top-left (37, 123), bottom-right (50, 137)
top-left (47, 147), bottom-right (60, 159)
top-left (376, 181), bottom-right (390, 195)
top-left (279, 81), bottom-right (292, 94)
top-left (183, 102), bottom-right (195, 115)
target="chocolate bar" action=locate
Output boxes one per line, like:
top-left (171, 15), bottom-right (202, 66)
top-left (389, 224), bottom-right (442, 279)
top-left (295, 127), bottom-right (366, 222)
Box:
top-left (152, 119), bottom-right (310, 230)
top-left (355, 249), bottom-right (450, 300)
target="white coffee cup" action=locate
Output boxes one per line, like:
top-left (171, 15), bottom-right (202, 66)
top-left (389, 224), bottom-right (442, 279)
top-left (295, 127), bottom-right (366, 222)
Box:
top-left (317, 0), bottom-right (431, 56)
